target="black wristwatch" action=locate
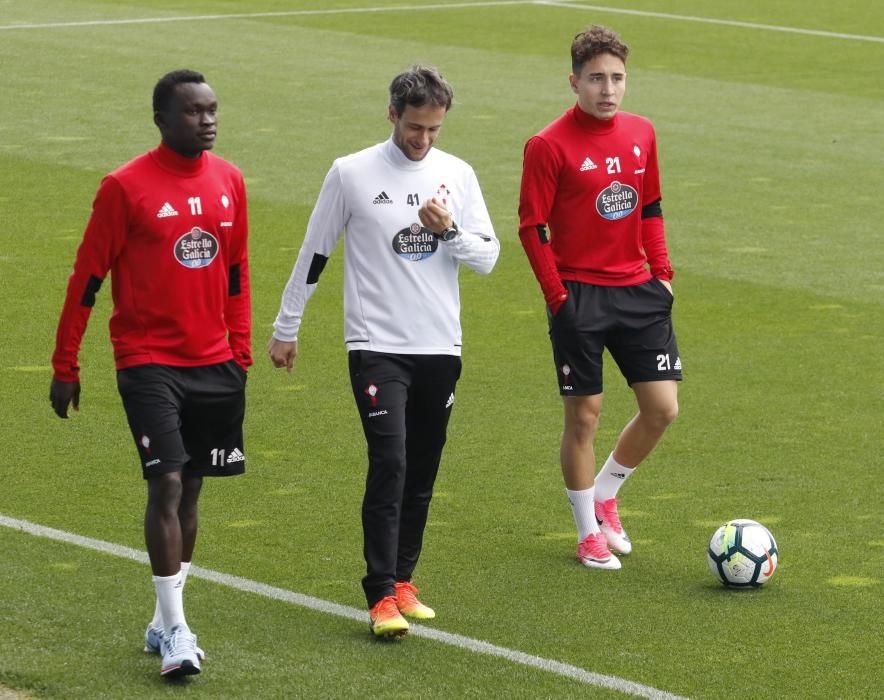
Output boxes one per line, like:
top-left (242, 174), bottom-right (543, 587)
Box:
top-left (438, 223), bottom-right (460, 242)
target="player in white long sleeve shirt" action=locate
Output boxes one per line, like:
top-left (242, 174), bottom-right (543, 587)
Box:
top-left (269, 65), bottom-right (499, 638)
top-left (273, 136), bottom-right (497, 353)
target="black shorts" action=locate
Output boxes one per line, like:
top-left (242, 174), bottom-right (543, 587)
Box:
top-left (116, 361), bottom-right (247, 479)
top-left (548, 279), bottom-right (682, 396)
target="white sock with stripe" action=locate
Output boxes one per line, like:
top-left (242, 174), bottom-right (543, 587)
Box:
top-left (594, 454), bottom-right (635, 502)
top-left (153, 571), bottom-right (186, 631)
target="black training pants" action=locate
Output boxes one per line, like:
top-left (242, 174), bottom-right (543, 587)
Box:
top-left (348, 350), bottom-right (461, 608)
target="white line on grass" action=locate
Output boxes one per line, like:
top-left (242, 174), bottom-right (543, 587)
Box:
top-left (0, 513), bottom-right (687, 700)
top-left (535, 1), bottom-right (884, 43)
top-left (1, 0), bottom-right (881, 44)
top-left (0, 1), bottom-right (527, 31)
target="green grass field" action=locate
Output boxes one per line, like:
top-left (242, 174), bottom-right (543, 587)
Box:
top-left (1, 1), bottom-right (882, 697)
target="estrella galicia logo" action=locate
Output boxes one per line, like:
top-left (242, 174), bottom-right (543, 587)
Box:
top-left (174, 227), bottom-right (219, 268)
top-left (595, 181), bottom-right (638, 221)
top-left (392, 223), bottom-right (438, 262)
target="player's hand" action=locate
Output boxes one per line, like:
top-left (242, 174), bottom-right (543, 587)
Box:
top-left (49, 378), bottom-right (80, 419)
top-left (267, 337), bottom-right (298, 374)
top-left (548, 291), bottom-right (568, 316)
top-left (418, 197), bottom-right (452, 235)
top-left (550, 293), bottom-right (576, 329)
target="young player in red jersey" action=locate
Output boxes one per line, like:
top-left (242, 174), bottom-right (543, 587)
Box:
top-left (49, 70), bottom-right (251, 677)
top-left (519, 26), bottom-right (681, 570)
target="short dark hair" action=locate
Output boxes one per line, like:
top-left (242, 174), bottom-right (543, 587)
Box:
top-left (389, 65), bottom-right (454, 117)
top-left (153, 69), bottom-right (206, 113)
top-left (571, 25), bottom-right (629, 75)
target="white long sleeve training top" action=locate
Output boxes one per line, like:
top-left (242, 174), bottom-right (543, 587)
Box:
top-left (273, 138), bottom-right (500, 356)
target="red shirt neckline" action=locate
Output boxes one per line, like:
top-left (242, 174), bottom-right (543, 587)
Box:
top-left (571, 104), bottom-right (619, 134)
top-left (151, 141), bottom-right (208, 176)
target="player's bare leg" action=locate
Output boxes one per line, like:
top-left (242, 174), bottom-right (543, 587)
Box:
top-left (612, 380), bottom-right (678, 468)
top-left (145, 472), bottom-right (185, 576)
top-left (179, 476), bottom-right (203, 563)
top-left (560, 394), bottom-right (603, 490)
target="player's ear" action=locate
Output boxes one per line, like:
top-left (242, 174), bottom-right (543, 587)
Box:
top-left (153, 111), bottom-right (165, 130)
top-left (387, 105), bottom-right (397, 124)
top-left (568, 73), bottom-right (579, 94)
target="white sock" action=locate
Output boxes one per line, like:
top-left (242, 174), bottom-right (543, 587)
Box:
top-left (153, 571), bottom-right (186, 631)
top-left (594, 454), bottom-right (636, 502)
top-left (180, 561), bottom-right (192, 586)
top-left (149, 598), bottom-right (163, 629)
top-left (150, 561), bottom-right (191, 629)
top-left (566, 487), bottom-right (600, 541)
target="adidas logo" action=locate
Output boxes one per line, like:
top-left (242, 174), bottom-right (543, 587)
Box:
top-left (226, 448), bottom-right (245, 464)
top-left (445, 393), bottom-right (455, 408)
top-left (579, 157), bottom-right (597, 172)
top-left (674, 357), bottom-right (682, 371)
top-left (156, 202), bottom-right (178, 218)
top-left (372, 191), bottom-right (393, 204)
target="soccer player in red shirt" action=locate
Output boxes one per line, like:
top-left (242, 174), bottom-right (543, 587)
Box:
top-left (519, 26), bottom-right (681, 570)
top-left (49, 70), bottom-right (251, 676)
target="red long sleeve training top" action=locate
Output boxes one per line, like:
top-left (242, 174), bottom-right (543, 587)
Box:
top-left (518, 106), bottom-right (673, 308)
top-left (52, 142), bottom-right (251, 381)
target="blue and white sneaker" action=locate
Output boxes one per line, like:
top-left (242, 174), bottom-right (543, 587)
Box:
top-left (160, 624), bottom-right (201, 677)
top-left (145, 624), bottom-right (205, 661)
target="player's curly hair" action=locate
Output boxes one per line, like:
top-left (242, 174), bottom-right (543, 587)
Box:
top-left (153, 69), bottom-right (206, 113)
top-left (571, 25), bottom-right (629, 75)
top-left (389, 65), bottom-right (454, 117)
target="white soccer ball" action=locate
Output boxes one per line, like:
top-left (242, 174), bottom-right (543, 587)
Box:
top-left (707, 519), bottom-right (779, 588)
